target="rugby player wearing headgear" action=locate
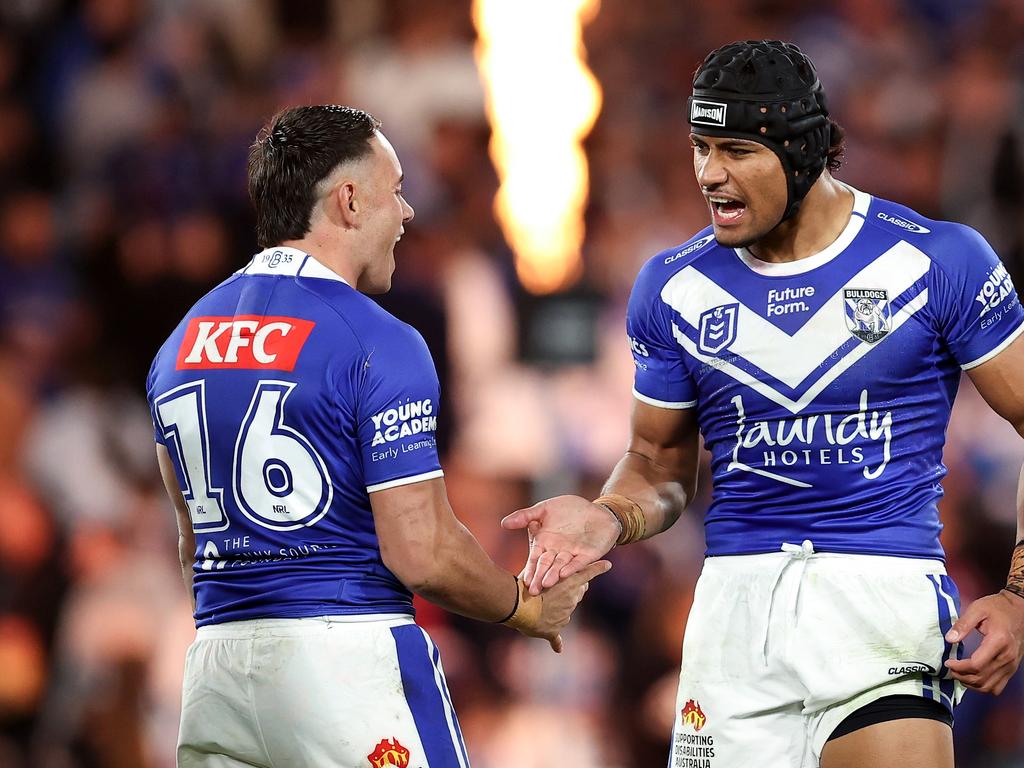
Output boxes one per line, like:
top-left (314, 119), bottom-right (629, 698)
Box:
top-left (502, 40), bottom-right (1024, 767)
top-left (146, 105), bottom-right (610, 767)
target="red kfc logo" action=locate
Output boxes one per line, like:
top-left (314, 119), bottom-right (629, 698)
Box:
top-left (176, 315), bottom-right (314, 371)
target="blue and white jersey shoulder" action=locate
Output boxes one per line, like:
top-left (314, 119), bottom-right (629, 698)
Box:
top-left (146, 247), bottom-right (443, 625)
top-left (627, 187), bottom-right (1024, 559)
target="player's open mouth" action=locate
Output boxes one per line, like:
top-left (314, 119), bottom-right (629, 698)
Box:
top-left (709, 196), bottom-right (746, 225)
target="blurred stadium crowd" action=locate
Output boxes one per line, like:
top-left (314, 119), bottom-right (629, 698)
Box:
top-left (1, 0), bottom-right (1023, 765)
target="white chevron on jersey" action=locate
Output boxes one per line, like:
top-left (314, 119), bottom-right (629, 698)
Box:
top-left (672, 291), bottom-right (928, 415)
top-left (662, 242), bottom-right (931, 413)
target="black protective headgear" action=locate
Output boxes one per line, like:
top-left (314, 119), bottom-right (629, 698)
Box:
top-left (688, 40), bottom-right (831, 221)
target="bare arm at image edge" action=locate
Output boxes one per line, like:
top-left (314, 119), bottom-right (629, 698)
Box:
top-left (945, 333), bottom-right (1024, 695)
top-left (156, 443), bottom-right (197, 613)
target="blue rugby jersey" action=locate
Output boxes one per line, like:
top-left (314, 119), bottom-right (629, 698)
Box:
top-left (147, 247), bottom-right (443, 626)
top-left (627, 186), bottom-right (1024, 559)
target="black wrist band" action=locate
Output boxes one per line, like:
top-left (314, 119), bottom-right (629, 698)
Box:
top-left (495, 574), bottom-right (520, 623)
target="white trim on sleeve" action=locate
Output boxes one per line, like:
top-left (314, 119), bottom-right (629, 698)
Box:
top-left (960, 319), bottom-right (1024, 370)
top-left (632, 387), bottom-right (697, 410)
top-left (366, 469), bottom-right (444, 493)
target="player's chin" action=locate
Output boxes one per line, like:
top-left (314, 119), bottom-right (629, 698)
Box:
top-left (711, 221), bottom-right (763, 249)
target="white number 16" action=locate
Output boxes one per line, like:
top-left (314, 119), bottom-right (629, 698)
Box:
top-left (155, 379), bottom-right (333, 533)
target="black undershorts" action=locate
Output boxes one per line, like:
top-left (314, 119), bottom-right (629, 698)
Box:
top-left (828, 694), bottom-right (953, 741)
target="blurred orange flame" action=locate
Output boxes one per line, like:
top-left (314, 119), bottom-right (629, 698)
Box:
top-left (473, 0), bottom-right (602, 294)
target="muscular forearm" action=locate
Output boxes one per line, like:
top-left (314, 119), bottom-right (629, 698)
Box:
top-left (372, 475), bottom-right (545, 624)
top-left (400, 526), bottom-right (519, 622)
top-left (602, 449), bottom-right (692, 541)
top-left (405, 536), bottom-right (520, 622)
top-left (374, 479), bottom-right (519, 622)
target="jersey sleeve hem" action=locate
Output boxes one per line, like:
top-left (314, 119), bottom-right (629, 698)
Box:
top-left (366, 469), bottom-right (444, 493)
top-left (960, 319), bottom-right (1024, 370)
top-left (632, 387), bottom-right (697, 410)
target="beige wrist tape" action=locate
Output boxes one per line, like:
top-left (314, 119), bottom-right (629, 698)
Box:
top-left (502, 576), bottom-right (543, 632)
top-left (593, 493), bottom-right (646, 545)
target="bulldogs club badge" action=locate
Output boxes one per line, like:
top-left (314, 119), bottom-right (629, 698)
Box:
top-left (844, 288), bottom-right (891, 343)
top-left (367, 738), bottom-right (411, 768)
top-left (681, 699), bottom-right (707, 731)
top-left (698, 303), bottom-right (738, 355)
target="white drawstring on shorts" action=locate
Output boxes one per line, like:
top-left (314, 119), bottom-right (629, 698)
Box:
top-left (762, 539), bottom-right (815, 664)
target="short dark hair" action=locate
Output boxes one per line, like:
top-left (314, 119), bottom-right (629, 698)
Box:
top-left (247, 105), bottom-right (381, 248)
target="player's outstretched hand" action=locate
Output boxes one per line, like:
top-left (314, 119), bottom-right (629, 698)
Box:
top-left (944, 590), bottom-right (1024, 695)
top-left (514, 560), bottom-right (612, 653)
top-left (502, 495), bottom-right (621, 596)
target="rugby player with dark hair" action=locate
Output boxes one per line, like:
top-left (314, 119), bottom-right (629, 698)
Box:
top-left (504, 41), bottom-right (1024, 768)
top-left (148, 105), bottom-right (609, 767)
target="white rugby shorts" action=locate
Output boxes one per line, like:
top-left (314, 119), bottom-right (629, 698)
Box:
top-left (669, 541), bottom-right (964, 768)
top-left (177, 614), bottom-right (470, 767)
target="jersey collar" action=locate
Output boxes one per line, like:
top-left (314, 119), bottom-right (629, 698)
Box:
top-left (733, 184), bottom-right (872, 277)
top-left (237, 247), bottom-right (350, 284)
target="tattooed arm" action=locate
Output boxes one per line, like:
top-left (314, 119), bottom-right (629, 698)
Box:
top-left (942, 335), bottom-right (1024, 695)
top-left (1007, 537), bottom-right (1024, 602)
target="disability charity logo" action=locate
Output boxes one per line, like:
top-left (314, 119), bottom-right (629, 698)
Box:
top-left (368, 738), bottom-right (411, 768)
top-left (681, 699), bottom-right (707, 732)
top-left (675, 699), bottom-right (715, 766)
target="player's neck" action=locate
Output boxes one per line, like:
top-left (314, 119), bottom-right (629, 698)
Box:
top-left (746, 174), bottom-right (854, 264)
top-left (279, 231), bottom-right (360, 286)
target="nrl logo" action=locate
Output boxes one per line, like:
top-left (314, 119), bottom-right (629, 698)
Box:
top-left (367, 738), bottom-right (410, 768)
top-left (698, 303), bottom-right (738, 355)
top-left (690, 99), bottom-right (727, 127)
top-left (681, 699), bottom-right (707, 732)
top-left (844, 288), bottom-right (891, 344)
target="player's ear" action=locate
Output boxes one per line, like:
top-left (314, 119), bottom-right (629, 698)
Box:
top-left (332, 180), bottom-right (359, 230)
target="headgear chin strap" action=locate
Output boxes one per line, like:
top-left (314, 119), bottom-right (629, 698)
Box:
top-left (688, 40), bottom-right (831, 222)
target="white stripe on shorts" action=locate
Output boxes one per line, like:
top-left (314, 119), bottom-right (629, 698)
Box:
top-left (421, 629), bottom-right (468, 768)
top-left (929, 574), bottom-right (961, 679)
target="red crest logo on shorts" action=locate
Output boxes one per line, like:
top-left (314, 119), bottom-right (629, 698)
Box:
top-left (367, 738), bottom-right (410, 768)
top-left (681, 699), bottom-right (707, 732)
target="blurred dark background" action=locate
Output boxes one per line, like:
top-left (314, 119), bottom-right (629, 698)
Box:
top-left (0, 0), bottom-right (1022, 765)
